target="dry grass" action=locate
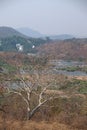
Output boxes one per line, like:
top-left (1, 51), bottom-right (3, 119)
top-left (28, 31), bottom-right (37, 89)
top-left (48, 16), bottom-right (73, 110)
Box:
top-left (0, 74), bottom-right (87, 130)
top-left (0, 118), bottom-right (78, 130)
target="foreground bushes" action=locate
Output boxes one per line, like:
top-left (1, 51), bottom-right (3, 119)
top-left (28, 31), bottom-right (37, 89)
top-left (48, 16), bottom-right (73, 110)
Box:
top-left (0, 93), bottom-right (87, 130)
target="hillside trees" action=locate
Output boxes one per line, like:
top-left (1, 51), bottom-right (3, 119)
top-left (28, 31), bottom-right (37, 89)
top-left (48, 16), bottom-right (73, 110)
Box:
top-left (0, 36), bottom-right (47, 53)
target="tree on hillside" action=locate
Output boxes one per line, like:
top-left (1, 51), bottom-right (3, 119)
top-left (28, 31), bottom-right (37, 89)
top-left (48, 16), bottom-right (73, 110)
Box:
top-left (7, 71), bottom-right (55, 120)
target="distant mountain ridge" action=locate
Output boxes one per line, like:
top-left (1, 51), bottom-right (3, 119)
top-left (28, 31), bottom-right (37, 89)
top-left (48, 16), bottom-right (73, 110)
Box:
top-left (0, 26), bottom-right (27, 39)
top-left (0, 26), bottom-right (74, 40)
top-left (49, 34), bottom-right (74, 40)
top-left (0, 26), bottom-right (47, 53)
top-left (17, 27), bottom-right (74, 40)
top-left (17, 27), bottom-right (44, 38)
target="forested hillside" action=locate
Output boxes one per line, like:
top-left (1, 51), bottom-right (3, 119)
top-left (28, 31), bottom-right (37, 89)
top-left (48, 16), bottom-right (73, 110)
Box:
top-left (0, 27), bottom-right (48, 53)
top-left (0, 36), bottom-right (47, 53)
top-left (0, 26), bottom-right (27, 38)
top-left (36, 38), bottom-right (87, 61)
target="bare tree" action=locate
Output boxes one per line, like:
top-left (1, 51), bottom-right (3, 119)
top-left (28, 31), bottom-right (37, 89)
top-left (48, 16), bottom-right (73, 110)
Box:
top-left (0, 85), bottom-right (6, 113)
top-left (7, 71), bottom-right (54, 120)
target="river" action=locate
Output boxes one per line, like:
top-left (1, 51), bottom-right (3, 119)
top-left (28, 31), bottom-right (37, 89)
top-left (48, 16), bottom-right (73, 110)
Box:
top-left (50, 60), bottom-right (87, 76)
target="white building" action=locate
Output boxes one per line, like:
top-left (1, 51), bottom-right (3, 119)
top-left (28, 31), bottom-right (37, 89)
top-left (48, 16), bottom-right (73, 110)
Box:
top-left (16, 44), bottom-right (23, 52)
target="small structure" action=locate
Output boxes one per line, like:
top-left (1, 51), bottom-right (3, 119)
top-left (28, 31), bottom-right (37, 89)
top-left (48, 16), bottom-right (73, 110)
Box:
top-left (16, 44), bottom-right (23, 52)
top-left (32, 45), bottom-right (35, 49)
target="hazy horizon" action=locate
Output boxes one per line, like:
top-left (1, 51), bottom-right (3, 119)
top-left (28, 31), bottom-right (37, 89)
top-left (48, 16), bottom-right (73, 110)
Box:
top-left (0, 0), bottom-right (87, 37)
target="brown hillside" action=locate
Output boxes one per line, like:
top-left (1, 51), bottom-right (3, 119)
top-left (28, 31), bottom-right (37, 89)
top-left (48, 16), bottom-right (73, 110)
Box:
top-left (37, 39), bottom-right (87, 60)
top-left (0, 52), bottom-right (26, 66)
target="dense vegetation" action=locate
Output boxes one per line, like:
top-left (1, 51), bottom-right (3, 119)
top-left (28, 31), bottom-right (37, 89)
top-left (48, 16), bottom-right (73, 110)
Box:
top-left (0, 53), bottom-right (87, 130)
top-left (37, 38), bottom-right (87, 61)
top-left (0, 36), bottom-right (47, 53)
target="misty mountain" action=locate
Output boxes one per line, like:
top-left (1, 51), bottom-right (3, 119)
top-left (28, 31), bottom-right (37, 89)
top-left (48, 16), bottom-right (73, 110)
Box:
top-left (49, 34), bottom-right (74, 40)
top-left (17, 27), bottom-right (44, 38)
top-left (0, 26), bottom-right (27, 39)
top-left (17, 28), bottom-right (74, 40)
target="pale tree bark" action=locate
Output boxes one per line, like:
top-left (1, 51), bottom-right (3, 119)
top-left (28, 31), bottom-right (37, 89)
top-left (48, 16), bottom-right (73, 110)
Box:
top-left (7, 72), bottom-right (55, 120)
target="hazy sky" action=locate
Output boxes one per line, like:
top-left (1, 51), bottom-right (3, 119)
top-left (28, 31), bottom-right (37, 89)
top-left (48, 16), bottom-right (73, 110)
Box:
top-left (0, 0), bottom-right (87, 37)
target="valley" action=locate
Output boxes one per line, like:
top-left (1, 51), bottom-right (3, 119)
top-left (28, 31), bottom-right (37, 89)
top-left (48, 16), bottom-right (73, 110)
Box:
top-left (0, 0), bottom-right (87, 129)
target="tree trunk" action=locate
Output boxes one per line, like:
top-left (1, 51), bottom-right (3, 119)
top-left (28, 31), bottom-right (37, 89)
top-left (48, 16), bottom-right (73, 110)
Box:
top-left (28, 105), bottom-right (41, 120)
top-left (27, 107), bottom-right (31, 120)
top-left (28, 100), bottom-right (48, 120)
